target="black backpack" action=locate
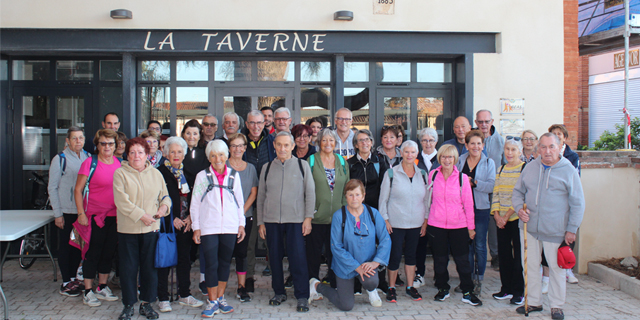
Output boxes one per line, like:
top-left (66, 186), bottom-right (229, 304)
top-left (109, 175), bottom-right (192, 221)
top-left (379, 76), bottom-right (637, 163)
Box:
top-left (341, 204), bottom-right (377, 244)
top-left (200, 167), bottom-right (240, 208)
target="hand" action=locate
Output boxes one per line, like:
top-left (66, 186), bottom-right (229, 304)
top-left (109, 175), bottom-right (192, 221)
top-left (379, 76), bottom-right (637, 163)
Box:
top-left (302, 218), bottom-right (312, 236)
top-left (361, 261), bottom-right (380, 274)
top-left (140, 213), bottom-right (156, 226)
top-left (237, 226), bottom-right (246, 243)
top-left (184, 216), bottom-right (192, 232)
top-left (420, 219), bottom-right (428, 237)
top-left (259, 225), bottom-right (266, 240)
top-left (355, 263), bottom-right (377, 281)
top-left (77, 213), bottom-right (89, 226)
top-left (468, 229), bottom-right (476, 240)
top-left (518, 207), bottom-right (530, 223)
top-left (173, 217), bottom-right (185, 230)
top-left (55, 217), bottom-right (64, 229)
top-left (156, 205), bottom-right (169, 218)
top-left (385, 220), bottom-right (393, 234)
top-left (564, 231), bottom-right (576, 245)
top-left (193, 230), bottom-right (201, 244)
top-left (493, 214), bottom-right (505, 229)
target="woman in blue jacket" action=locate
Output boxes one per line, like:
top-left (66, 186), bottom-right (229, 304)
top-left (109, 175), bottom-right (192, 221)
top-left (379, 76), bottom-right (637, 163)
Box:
top-left (309, 179), bottom-right (391, 311)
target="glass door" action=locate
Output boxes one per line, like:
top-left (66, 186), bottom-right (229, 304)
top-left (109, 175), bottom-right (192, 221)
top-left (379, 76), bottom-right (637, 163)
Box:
top-left (214, 88), bottom-right (294, 135)
top-left (12, 87), bottom-right (93, 209)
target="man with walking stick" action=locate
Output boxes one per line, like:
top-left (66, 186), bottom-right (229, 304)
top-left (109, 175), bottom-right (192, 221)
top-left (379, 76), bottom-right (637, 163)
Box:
top-left (512, 133), bottom-right (585, 320)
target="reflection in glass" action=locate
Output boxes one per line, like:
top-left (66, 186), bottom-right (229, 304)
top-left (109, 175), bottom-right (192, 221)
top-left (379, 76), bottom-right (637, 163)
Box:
top-left (139, 87), bottom-right (170, 134)
top-left (377, 62), bottom-right (410, 82)
top-left (13, 60), bottom-right (50, 80)
top-left (140, 61), bottom-right (170, 81)
top-left (177, 61), bottom-right (208, 81)
top-left (100, 60), bottom-right (123, 81)
top-left (224, 96), bottom-right (253, 130)
top-left (384, 97), bottom-right (411, 138)
top-left (417, 63), bottom-right (452, 83)
top-left (56, 97), bottom-right (85, 152)
top-left (301, 87), bottom-right (330, 126)
top-left (417, 97), bottom-right (444, 135)
top-left (22, 95), bottom-right (51, 208)
top-left (257, 97), bottom-right (284, 112)
top-left (344, 62), bottom-right (369, 82)
top-left (344, 88), bottom-right (369, 131)
top-left (215, 61), bottom-right (251, 81)
top-left (301, 62), bottom-right (330, 82)
top-left (177, 87), bottom-right (208, 135)
top-left (57, 61), bottom-right (93, 81)
top-left (258, 61), bottom-right (294, 81)
top-left (100, 87), bottom-right (123, 129)
top-left (1, 60), bottom-right (8, 80)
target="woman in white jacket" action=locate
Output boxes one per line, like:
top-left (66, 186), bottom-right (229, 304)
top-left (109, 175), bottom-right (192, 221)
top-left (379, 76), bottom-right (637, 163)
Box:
top-left (191, 139), bottom-right (246, 318)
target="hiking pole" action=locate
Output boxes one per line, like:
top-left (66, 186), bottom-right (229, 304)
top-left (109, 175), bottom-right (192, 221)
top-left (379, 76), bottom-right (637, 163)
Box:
top-left (523, 203), bottom-right (529, 317)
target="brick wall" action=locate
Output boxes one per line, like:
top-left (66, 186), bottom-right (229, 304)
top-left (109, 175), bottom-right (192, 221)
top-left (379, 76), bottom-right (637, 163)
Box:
top-left (564, 0), bottom-right (580, 149)
top-left (578, 55), bottom-right (590, 147)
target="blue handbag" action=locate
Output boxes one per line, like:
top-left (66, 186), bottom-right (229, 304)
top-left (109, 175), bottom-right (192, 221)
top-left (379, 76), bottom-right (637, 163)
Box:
top-left (155, 206), bottom-right (178, 268)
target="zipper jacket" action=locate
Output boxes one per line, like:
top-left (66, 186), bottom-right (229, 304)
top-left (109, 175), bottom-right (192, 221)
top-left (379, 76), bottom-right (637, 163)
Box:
top-left (309, 153), bottom-right (350, 224)
top-left (378, 163), bottom-right (429, 229)
top-left (426, 166), bottom-right (475, 230)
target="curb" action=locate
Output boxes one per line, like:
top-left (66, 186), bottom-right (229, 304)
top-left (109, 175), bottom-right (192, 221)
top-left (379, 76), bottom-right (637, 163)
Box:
top-left (588, 262), bottom-right (640, 300)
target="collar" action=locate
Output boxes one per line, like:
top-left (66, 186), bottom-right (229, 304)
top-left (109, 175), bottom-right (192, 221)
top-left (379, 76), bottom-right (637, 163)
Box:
top-left (357, 152), bottom-right (372, 161)
top-left (561, 144), bottom-right (566, 154)
top-left (422, 150), bottom-right (437, 161)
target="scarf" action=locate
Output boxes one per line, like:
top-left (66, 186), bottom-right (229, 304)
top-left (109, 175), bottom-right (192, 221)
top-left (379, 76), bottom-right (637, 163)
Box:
top-left (164, 160), bottom-right (190, 194)
top-left (149, 150), bottom-right (163, 167)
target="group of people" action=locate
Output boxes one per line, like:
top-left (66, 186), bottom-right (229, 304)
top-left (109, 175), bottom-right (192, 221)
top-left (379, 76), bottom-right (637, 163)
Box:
top-left (47, 107), bottom-right (584, 320)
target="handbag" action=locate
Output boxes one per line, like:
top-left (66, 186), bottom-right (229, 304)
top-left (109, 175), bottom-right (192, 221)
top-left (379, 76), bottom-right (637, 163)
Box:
top-left (155, 206), bottom-right (178, 268)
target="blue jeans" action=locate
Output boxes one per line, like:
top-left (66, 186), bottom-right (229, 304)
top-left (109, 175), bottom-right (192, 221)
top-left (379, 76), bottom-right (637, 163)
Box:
top-left (469, 209), bottom-right (490, 280)
top-left (265, 222), bottom-right (309, 299)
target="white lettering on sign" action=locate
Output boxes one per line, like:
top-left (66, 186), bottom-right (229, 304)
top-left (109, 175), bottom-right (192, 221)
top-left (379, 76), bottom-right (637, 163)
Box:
top-left (202, 33), bottom-right (219, 51)
top-left (255, 33), bottom-right (270, 51)
top-left (373, 0), bottom-right (395, 15)
top-left (312, 34), bottom-right (326, 52)
top-left (273, 33), bottom-right (289, 51)
top-left (144, 32), bottom-right (156, 50)
top-left (237, 32), bottom-right (252, 50)
top-left (217, 33), bottom-right (233, 50)
top-left (614, 49), bottom-right (640, 69)
top-left (292, 33), bottom-right (308, 51)
top-left (158, 33), bottom-right (175, 50)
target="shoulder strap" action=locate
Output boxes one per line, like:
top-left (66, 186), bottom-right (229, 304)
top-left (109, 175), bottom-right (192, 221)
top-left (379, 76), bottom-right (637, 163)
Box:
top-left (387, 169), bottom-right (394, 192)
top-left (431, 170), bottom-right (439, 183)
top-left (338, 156), bottom-right (346, 175)
top-left (521, 162), bottom-right (526, 172)
top-left (297, 158), bottom-right (305, 178)
top-left (59, 152), bottom-right (66, 176)
top-left (82, 155), bottom-right (99, 209)
top-left (373, 162), bottom-right (380, 175)
top-left (264, 160), bottom-right (273, 182)
top-left (309, 154), bottom-right (315, 173)
top-left (364, 204), bottom-right (379, 245)
top-left (499, 164), bottom-right (505, 175)
top-left (201, 167), bottom-right (216, 202)
top-left (341, 206), bottom-right (347, 243)
top-left (420, 169), bottom-right (427, 185)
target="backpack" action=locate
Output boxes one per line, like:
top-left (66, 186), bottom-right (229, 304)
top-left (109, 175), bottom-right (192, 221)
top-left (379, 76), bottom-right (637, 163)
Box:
top-left (58, 150), bottom-right (90, 176)
top-left (82, 155), bottom-right (121, 208)
top-left (309, 154), bottom-right (347, 175)
top-left (200, 167), bottom-right (240, 208)
top-left (387, 167), bottom-right (427, 192)
top-left (341, 204), bottom-right (378, 244)
top-left (263, 157), bottom-right (305, 183)
top-left (498, 162), bottom-right (526, 175)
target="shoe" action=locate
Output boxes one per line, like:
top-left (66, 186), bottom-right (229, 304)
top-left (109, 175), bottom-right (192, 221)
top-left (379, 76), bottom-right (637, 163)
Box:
top-left (385, 287), bottom-right (397, 303)
top-left (566, 269), bottom-right (579, 284)
top-left (368, 289), bottom-right (382, 307)
top-left (284, 275), bottom-right (294, 289)
top-left (201, 299), bottom-right (220, 318)
top-left (510, 296), bottom-right (524, 305)
top-left (296, 298), bottom-right (309, 312)
top-left (199, 281), bottom-right (208, 295)
top-left (118, 305), bottom-right (134, 320)
top-left (76, 265), bottom-right (84, 281)
top-left (321, 276), bottom-right (330, 285)
top-left (461, 292), bottom-right (482, 306)
top-left (308, 278), bottom-right (323, 303)
top-left (95, 286), bottom-right (118, 301)
top-left (245, 277), bottom-right (255, 293)
top-left (434, 289), bottom-right (450, 301)
top-left (158, 301), bottom-right (172, 313)
top-left (541, 279), bottom-right (550, 294)
top-left (491, 257), bottom-right (500, 270)
top-left (83, 291), bottom-right (101, 307)
top-left (454, 285), bottom-right (462, 293)
top-left (269, 294), bottom-right (287, 306)
top-left (237, 287), bottom-right (252, 302)
top-left (262, 266), bottom-right (271, 276)
top-left (413, 274), bottom-right (424, 288)
top-left (405, 287), bottom-right (422, 301)
top-left (516, 305), bottom-right (543, 314)
top-left (178, 295), bottom-right (204, 308)
top-left (492, 291), bottom-right (512, 300)
top-left (473, 279), bottom-right (482, 296)
top-left (139, 303), bottom-right (159, 319)
top-left (59, 282), bottom-right (81, 297)
top-left (217, 295), bottom-right (234, 314)
top-left (72, 279), bottom-right (85, 291)
top-left (354, 290), bottom-right (362, 296)
top-left (395, 275), bottom-right (405, 286)
top-left (551, 308), bottom-right (565, 319)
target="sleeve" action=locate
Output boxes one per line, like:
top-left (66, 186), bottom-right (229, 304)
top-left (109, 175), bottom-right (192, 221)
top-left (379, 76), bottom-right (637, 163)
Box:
top-left (189, 171), bottom-right (206, 231)
top-left (303, 162), bottom-right (316, 220)
top-left (566, 171), bottom-right (585, 234)
top-left (48, 155), bottom-right (63, 218)
top-left (474, 159), bottom-right (496, 194)
top-left (372, 209), bottom-right (391, 266)
top-left (78, 158), bottom-right (90, 176)
top-left (461, 173), bottom-right (475, 230)
top-left (329, 210), bottom-right (361, 274)
top-left (256, 163), bottom-right (267, 226)
top-left (251, 166), bottom-right (259, 188)
top-left (233, 172), bottom-right (246, 227)
top-left (424, 170), bottom-right (436, 220)
top-left (511, 171), bottom-right (526, 213)
top-left (157, 172), bottom-right (172, 213)
top-left (112, 169), bottom-right (146, 224)
top-left (490, 173), bottom-right (501, 214)
top-left (378, 169), bottom-right (391, 221)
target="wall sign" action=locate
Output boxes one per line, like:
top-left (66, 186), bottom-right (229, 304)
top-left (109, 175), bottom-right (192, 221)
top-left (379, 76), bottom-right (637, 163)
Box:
top-left (500, 98), bottom-right (525, 115)
top-left (604, 0), bottom-right (624, 9)
top-left (374, 0), bottom-right (395, 15)
top-left (614, 49), bottom-right (640, 69)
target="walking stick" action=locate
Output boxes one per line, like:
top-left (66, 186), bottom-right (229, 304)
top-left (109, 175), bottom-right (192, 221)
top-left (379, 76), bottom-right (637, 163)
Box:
top-left (523, 204), bottom-right (529, 317)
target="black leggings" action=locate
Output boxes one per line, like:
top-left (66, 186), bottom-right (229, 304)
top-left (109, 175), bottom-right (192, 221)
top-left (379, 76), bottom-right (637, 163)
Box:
top-left (428, 225), bottom-right (474, 293)
top-left (232, 217), bottom-right (253, 273)
top-left (388, 227), bottom-right (421, 271)
top-left (58, 213), bottom-right (82, 282)
top-left (83, 216), bottom-right (118, 280)
top-left (305, 224), bottom-right (334, 284)
top-left (201, 234), bottom-right (236, 288)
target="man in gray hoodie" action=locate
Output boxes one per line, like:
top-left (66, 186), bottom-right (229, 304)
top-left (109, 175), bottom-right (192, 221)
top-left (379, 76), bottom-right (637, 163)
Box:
top-left (512, 133), bottom-right (585, 320)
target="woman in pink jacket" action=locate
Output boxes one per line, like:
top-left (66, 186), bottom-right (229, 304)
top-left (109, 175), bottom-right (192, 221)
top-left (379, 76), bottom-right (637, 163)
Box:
top-left (426, 144), bottom-right (481, 307)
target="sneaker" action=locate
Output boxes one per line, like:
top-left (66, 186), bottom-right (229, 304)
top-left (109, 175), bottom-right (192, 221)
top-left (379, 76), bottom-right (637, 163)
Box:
top-left (395, 275), bottom-right (405, 286)
top-left (510, 296), bottom-right (524, 305)
top-left (245, 277), bottom-right (255, 293)
top-left (217, 295), bottom-right (234, 314)
top-left (178, 295), bottom-right (204, 308)
top-left (296, 298), bottom-right (309, 312)
top-left (237, 287), bottom-right (251, 302)
top-left (59, 282), bottom-right (81, 297)
top-left (72, 279), bottom-right (85, 291)
top-left (262, 266), bottom-right (271, 276)
top-left (201, 300), bottom-right (220, 318)
top-left (76, 265), bottom-right (84, 281)
top-left (158, 301), bottom-right (172, 313)
top-left (284, 275), bottom-right (294, 289)
top-left (95, 286), bottom-right (118, 301)
top-left (492, 291), bottom-right (512, 300)
top-left (551, 308), bottom-right (565, 319)
top-left (354, 290), bottom-right (362, 296)
top-left (434, 289), bottom-right (450, 301)
top-left (454, 285), bottom-right (463, 293)
top-left (139, 303), bottom-right (159, 320)
top-left (367, 289), bottom-right (382, 307)
top-left (118, 305), bottom-right (134, 320)
top-left (541, 279), bottom-right (550, 294)
top-left (269, 294), bottom-right (287, 306)
top-left (405, 287), bottom-right (422, 301)
top-left (308, 278), bottom-right (323, 303)
top-left (566, 269), bottom-right (578, 284)
top-left (321, 276), bottom-right (331, 285)
top-left (385, 287), bottom-right (397, 303)
top-left (83, 291), bottom-right (101, 307)
top-left (516, 305), bottom-right (543, 314)
top-left (413, 274), bottom-right (424, 288)
top-left (461, 292), bottom-right (482, 306)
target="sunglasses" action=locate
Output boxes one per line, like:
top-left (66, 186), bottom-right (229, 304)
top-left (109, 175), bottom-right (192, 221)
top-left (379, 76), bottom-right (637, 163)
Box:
top-left (506, 136), bottom-right (521, 141)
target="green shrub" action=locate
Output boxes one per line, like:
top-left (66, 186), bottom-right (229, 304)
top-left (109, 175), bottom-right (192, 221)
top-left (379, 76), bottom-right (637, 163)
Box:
top-left (591, 117), bottom-right (640, 150)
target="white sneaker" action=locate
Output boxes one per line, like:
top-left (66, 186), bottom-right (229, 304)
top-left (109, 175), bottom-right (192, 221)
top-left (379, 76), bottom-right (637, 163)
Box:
top-left (413, 274), bottom-right (424, 288)
top-left (308, 278), bottom-right (323, 303)
top-left (541, 279), bottom-right (549, 294)
top-left (158, 301), bottom-right (172, 313)
top-left (178, 295), bottom-right (204, 308)
top-left (367, 289), bottom-right (382, 307)
top-left (76, 266), bottom-right (84, 281)
top-left (95, 286), bottom-right (119, 301)
top-left (83, 291), bottom-right (101, 307)
top-left (566, 269), bottom-right (579, 284)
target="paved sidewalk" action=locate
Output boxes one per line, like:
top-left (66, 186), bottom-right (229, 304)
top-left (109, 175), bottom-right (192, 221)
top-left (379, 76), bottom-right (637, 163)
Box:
top-left (1, 257), bottom-right (639, 320)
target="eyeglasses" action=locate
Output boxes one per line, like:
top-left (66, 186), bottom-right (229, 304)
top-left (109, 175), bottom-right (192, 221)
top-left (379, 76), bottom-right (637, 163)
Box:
top-left (229, 144), bottom-right (245, 149)
top-left (145, 140), bottom-right (158, 146)
top-left (357, 138), bottom-right (372, 143)
top-left (522, 137), bottom-right (537, 142)
top-left (421, 139), bottom-right (436, 144)
top-left (99, 142), bottom-right (115, 147)
top-left (441, 155), bottom-right (455, 160)
top-left (476, 120), bottom-right (492, 124)
top-left (506, 136), bottom-right (522, 141)
top-left (335, 117), bottom-right (352, 122)
top-left (247, 121), bottom-right (264, 126)
top-left (295, 135), bottom-right (310, 140)
top-left (354, 221), bottom-right (369, 237)
top-left (202, 122), bottom-right (217, 127)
